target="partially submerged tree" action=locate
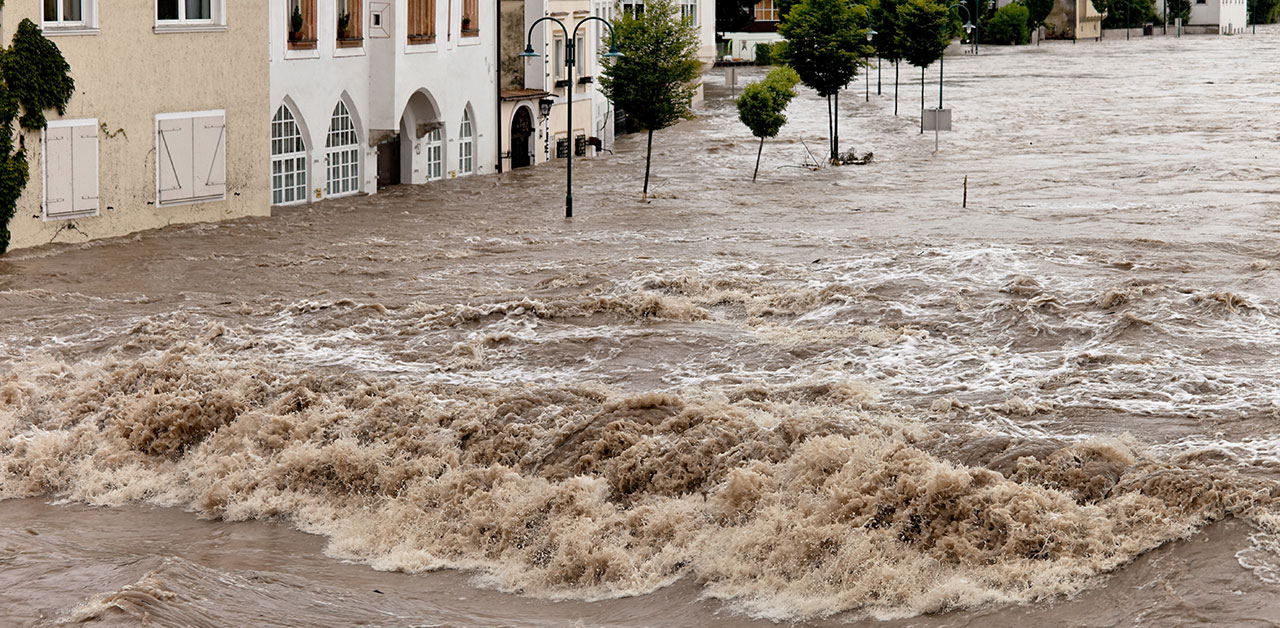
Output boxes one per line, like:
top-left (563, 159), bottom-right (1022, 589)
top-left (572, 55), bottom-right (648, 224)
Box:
top-left (736, 66), bottom-right (800, 181)
top-left (777, 0), bottom-right (869, 162)
top-left (897, 0), bottom-right (950, 133)
top-left (600, 0), bottom-right (702, 200)
top-left (869, 0), bottom-right (904, 116)
top-left (0, 18), bottom-right (76, 254)
top-left (986, 2), bottom-right (1030, 44)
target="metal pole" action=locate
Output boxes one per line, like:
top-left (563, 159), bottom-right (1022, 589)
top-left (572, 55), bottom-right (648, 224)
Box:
top-left (866, 65), bottom-right (870, 101)
top-left (877, 57), bottom-right (882, 95)
top-left (939, 50), bottom-right (944, 109)
top-left (565, 34), bottom-right (574, 218)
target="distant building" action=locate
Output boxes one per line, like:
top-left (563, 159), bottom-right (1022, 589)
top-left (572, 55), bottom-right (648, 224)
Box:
top-left (269, 0), bottom-right (498, 203)
top-left (7, 0), bottom-right (270, 252)
top-left (719, 0), bottom-right (782, 62)
top-left (1045, 0), bottom-right (1104, 39)
top-left (1189, 0), bottom-right (1249, 33)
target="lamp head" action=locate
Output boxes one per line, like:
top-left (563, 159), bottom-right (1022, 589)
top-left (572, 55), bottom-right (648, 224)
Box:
top-left (866, 28), bottom-right (876, 41)
top-left (963, 21), bottom-right (974, 34)
top-left (603, 44), bottom-right (623, 58)
top-left (519, 43), bottom-right (538, 58)
top-left (538, 98), bottom-right (554, 117)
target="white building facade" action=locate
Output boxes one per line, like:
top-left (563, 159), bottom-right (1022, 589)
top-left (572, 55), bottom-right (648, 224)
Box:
top-left (270, 0), bottom-right (499, 206)
top-left (1189, 0), bottom-right (1249, 33)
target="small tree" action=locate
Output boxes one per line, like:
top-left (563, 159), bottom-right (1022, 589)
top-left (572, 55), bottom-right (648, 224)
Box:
top-left (869, 0), bottom-right (905, 116)
top-left (897, 0), bottom-right (950, 133)
top-left (0, 19), bottom-right (76, 254)
top-left (599, 0), bottom-right (702, 200)
top-left (986, 3), bottom-right (1030, 44)
top-left (1023, 0), bottom-right (1053, 37)
top-left (736, 66), bottom-right (800, 181)
top-left (777, 0), bottom-right (868, 162)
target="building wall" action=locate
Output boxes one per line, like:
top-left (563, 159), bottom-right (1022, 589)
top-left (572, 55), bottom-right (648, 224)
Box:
top-left (269, 0), bottom-right (498, 202)
top-left (1190, 0), bottom-right (1248, 31)
top-left (6, 0), bottom-right (270, 251)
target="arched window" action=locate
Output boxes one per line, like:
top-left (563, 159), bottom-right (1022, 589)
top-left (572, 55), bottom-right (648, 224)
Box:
top-left (458, 109), bottom-right (474, 176)
top-left (326, 100), bottom-right (360, 196)
top-left (426, 128), bottom-right (443, 181)
top-left (271, 105), bottom-right (307, 205)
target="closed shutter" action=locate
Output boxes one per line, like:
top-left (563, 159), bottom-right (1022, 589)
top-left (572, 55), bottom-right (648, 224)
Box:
top-left (158, 117), bottom-right (193, 204)
top-left (43, 126), bottom-right (74, 217)
top-left (192, 114), bottom-right (226, 199)
top-left (72, 124), bottom-right (99, 214)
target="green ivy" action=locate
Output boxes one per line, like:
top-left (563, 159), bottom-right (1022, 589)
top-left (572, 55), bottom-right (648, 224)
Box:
top-left (0, 18), bottom-right (75, 254)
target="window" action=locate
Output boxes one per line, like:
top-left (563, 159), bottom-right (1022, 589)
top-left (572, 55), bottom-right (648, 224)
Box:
top-left (680, 0), bottom-right (697, 25)
top-left (425, 129), bottom-right (443, 181)
top-left (575, 35), bottom-right (586, 76)
top-left (458, 110), bottom-right (474, 176)
top-left (461, 0), bottom-right (479, 35)
top-left (157, 0), bottom-right (212, 21)
top-left (43, 119), bottom-right (98, 219)
top-left (408, 0), bottom-right (436, 43)
top-left (325, 101), bottom-right (360, 196)
top-left (754, 0), bottom-right (777, 21)
top-left (44, 0), bottom-right (97, 29)
top-left (288, 0), bottom-right (317, 49)
top-left (336, 0), bottom-right (363, 47)
top-left (271, 106), bottom-right (307, 205)
top-left (553, 37), bottom-right (565, 80)
top-left (156, 111), bottom-right (226, 206)
top-left (622, 0), bottom-right (643, 17)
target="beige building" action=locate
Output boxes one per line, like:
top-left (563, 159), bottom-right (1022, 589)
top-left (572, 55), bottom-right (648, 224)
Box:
top-left (1045, 0), bottom-right (1103, 39)
top-left (4, 0), bottom-right (269, 252)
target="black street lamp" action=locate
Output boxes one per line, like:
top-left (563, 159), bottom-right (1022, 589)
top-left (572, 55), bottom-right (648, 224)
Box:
top-left (520, 17), bottom-right (622, 219)
top-left (865, 28), bottom-right (876, 102)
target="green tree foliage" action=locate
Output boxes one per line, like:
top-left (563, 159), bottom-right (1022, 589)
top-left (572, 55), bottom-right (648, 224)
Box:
top-left (736, 66), bottom-right (800, 181)
top-left (777, 0), bottom-right (869, 161)
top-left (869, 0), bottom-right (905, 115)
top-left (0, 19), bottom-right (75, 254)
top-left (716, 0), bottom-right (758, 34)
top-left (1161, 0), bottom-right (1191, 23)
top-left (1022, 0), bottom-right (1054, 31)
top-left (1248, 0), bottom-right (1280, 23)
top-left (1096, 0), bottom-right (1156, 28)
top-left (599, 0), bottom-right (701, 199)
top-left (985, 2), bottom-right (1030, 44)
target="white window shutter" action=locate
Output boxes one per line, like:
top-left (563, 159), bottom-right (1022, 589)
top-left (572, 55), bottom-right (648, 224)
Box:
top-left (44, 126), bottom-right (74, 217)
top-left (72, 123), bottom-right (99, 214)
top-left (192, 114), bottom-right (226, 199)
top-left (158, 117), bottom-right (193, 204)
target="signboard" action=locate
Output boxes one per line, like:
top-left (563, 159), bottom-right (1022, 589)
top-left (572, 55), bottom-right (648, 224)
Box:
top-left (922, 107), bottom-right (952, 132)
top-left (725, 66), bottom-right (737, 87)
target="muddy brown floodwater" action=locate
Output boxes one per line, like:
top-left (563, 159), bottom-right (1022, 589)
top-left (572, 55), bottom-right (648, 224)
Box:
top-left (3, 30), bottom-right (1280, 628)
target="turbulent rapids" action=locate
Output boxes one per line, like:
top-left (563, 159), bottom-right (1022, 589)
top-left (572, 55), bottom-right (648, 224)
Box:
top-left (4, 30), bottom-right (1280, 627)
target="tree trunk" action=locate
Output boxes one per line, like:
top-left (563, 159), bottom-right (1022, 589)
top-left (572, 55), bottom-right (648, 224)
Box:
top-left (643, 129), bottom-right (654, 200)
top-left (894, 62), bottom-right (900, 116)
top-left (829, 94), bottom-right (839, 162)
top-left (834, 90), bottom-right (840, 161)
top-left (753, 135), bottom-right (764, 182)
top-left (920, 66), bottom-right (925, 134)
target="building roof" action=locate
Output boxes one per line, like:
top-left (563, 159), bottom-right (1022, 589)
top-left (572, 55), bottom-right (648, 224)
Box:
top-left (500, 88), bottom-right (553, 102)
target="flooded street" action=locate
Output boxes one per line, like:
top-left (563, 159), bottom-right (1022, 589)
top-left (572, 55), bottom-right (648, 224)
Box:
top-left (3, 29), bottom-right (1280, 626)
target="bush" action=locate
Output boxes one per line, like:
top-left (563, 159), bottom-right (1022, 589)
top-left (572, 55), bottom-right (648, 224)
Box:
top-left (984, 3), bottom-right (1030, 45)
top-left (754, 42), bottom-right (783, 65)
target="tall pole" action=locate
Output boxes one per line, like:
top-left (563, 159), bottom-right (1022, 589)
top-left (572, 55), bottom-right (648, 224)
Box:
top-left (565, 36), bottom-right (574, 218)
top-left (877, 57), bottom-right (882, 95)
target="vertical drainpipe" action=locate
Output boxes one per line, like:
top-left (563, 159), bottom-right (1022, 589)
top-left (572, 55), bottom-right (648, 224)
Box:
top-left (495, 0), bottom-right (503, 172)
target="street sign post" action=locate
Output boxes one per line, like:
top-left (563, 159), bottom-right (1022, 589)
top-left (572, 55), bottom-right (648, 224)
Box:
top-left (922, 107), bottom-right (952, 152)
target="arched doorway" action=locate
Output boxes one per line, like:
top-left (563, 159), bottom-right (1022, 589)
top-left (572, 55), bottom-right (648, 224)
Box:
top-left (511, 106), bottom-right (533, 169)
top-left (399, 90), bottom-right (442, 184)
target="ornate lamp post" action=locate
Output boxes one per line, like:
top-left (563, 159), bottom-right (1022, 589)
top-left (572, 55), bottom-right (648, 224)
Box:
top-left (519, 17), bottom-right (623, 218)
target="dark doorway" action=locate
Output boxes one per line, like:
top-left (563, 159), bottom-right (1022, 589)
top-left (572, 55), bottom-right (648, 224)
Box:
top-left (377, 135), bottom-right (401, 188)
top-left (511, 107), bottom-right (533, 169)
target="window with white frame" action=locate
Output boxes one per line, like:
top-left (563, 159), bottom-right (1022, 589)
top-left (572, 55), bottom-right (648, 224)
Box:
top-left (575, 35), bottom-right (586, 77)
top-left (680, 0), bottom-right (697, 25)
top-left (325, 101), bottom-right (360, 196)
top-left (156, 111), bottom-right (227, 206)
top-left (754, 0), bottom-right (777, 21)
top-left (43, 119), bottom-right (99, 219)
top-left (553, 37), bottom-right (565, 80)
top-left (44, 0), bottom-right (98, 29)
top-left (458, 110), bottom-right (474, 176)
top-left (426, 129), bottom-right (443, 181)
top-left (271, 106), bottom-right (307, 205)
top-left (622, 0), bottom-right (643, 17)
top-left (156, 0), bottom-right (224, 25)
